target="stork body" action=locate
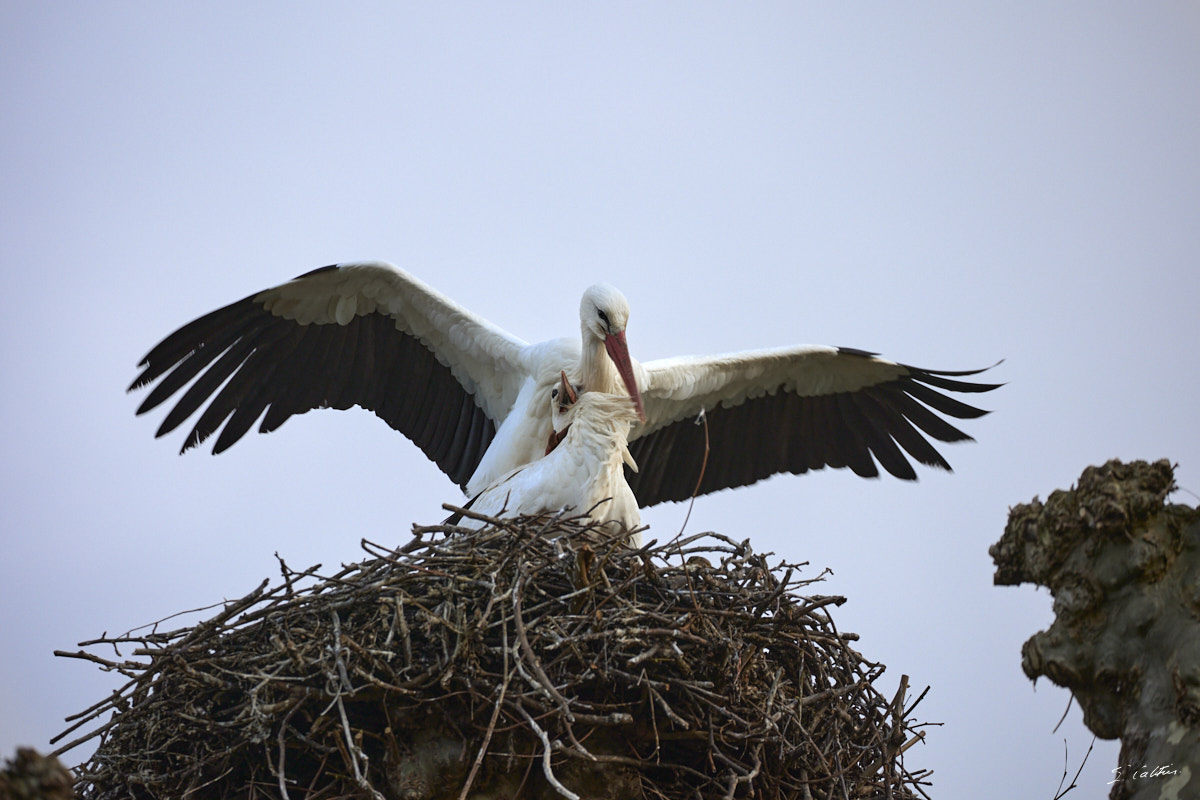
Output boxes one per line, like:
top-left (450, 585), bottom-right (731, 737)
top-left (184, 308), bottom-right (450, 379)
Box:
top-left (464, 376), bottom-right (642, 543)
top-left (131, 261), bottom-right (1000, 507)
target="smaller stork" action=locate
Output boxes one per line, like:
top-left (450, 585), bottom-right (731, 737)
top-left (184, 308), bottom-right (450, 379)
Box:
top-left (462, 372), bottom-right (644, 545)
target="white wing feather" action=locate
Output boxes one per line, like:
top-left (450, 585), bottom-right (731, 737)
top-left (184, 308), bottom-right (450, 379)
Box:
top-left (257, 261), bottom-right (532, 424)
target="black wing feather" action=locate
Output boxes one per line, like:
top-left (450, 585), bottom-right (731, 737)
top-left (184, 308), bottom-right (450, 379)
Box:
top-left (902, 380), bottom-right (990, 421)
top-left (258, 324), bottom-right (324, 434)
top-left (848, 393), bottom-right (916, 480)
top-left (858, 387), bottom-right (950, 470)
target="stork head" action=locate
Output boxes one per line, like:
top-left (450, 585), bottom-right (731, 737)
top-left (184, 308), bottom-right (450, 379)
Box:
top-left (552, 370), bottom-right (579, 427)
top-left (546, 370), bottom-right (580, 454)
top-left (579, 283), bottom-right (645, 422)
top-left (580, 283), bottom-right (630, 341)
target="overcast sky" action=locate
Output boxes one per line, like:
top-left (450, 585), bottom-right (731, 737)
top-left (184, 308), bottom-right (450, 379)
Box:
top-left (3, 3), bottom-right (1199, 796)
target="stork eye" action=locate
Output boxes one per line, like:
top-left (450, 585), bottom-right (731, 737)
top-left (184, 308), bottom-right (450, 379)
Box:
top-left (597, 309), bottom-right (610, 327)
top-left (551, 388), bottom-right (559, 399)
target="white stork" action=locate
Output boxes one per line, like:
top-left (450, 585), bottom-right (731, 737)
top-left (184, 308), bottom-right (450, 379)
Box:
top-left (461, 372), bottom-right (643, 542)
top-left (130, 261), bottom-right (999, 507)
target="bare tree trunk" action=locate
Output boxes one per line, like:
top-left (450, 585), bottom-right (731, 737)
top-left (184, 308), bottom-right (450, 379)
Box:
top-left (991, 459), bottom-right (1200, 799)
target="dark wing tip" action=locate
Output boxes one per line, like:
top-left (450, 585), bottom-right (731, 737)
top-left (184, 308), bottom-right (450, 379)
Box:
top-left (909, 357), bottom-right (1006, 379)
top-left (839, 348), bottom-right (1005, 393)
top-left (178, 429), bottom-right (205, 454)
top-left (835, 346), bottom-right (880, 359)
top-left (911, 370), bottom-right (1004, 396)
top-left (294, 264), bottom-right (339, 280)
top-left (128, 368), bottom-right (153, 392)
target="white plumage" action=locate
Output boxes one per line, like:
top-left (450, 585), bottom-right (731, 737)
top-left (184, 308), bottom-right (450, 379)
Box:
top-left (461, 373), bottom-right (643, 544)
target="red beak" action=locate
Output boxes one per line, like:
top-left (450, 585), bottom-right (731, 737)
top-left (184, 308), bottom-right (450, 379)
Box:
top-left (603, 330), bottom-right (646, 422)
top-left (559, 370), bottom-right (578, 405)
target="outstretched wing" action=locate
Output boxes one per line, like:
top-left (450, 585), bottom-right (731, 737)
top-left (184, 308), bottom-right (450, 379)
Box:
top-left (130, 261), bottom-right (531, 488)
top-left (628, 345), bottom-right (1000, 506)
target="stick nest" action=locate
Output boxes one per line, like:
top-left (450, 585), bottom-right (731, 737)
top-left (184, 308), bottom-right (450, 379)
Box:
top-left (55, 516), bottom-right (933, 799)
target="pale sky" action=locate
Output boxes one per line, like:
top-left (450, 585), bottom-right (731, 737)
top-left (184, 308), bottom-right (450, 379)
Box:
top-left (3, 3), bottom-right (1199, 796)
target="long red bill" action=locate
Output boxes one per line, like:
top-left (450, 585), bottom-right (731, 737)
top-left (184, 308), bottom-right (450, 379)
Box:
top-left (603, 330), bottom-right (646, 422)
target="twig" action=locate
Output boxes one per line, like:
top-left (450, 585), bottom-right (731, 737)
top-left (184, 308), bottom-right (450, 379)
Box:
top-left (458, 603), bottom-right (513, 800)
top-left (276, 700), bottom-right (304, 800)
top-left (1051, 695), bottom-right (1073, 735)
top-left (1052, 736), bottom-right (1095, 800)
top-left (441, 502), bottom-right (514, 529)
top-left (520, 706), bottom-right (580, 800)
top-left (512, 574), bottom-right (575, 724)
top-left (676, 408), bottom-right (710, 536)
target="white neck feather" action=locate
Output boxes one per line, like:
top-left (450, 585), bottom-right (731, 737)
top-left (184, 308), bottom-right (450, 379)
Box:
top-left (584, 337), bottom-right (624, 395)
